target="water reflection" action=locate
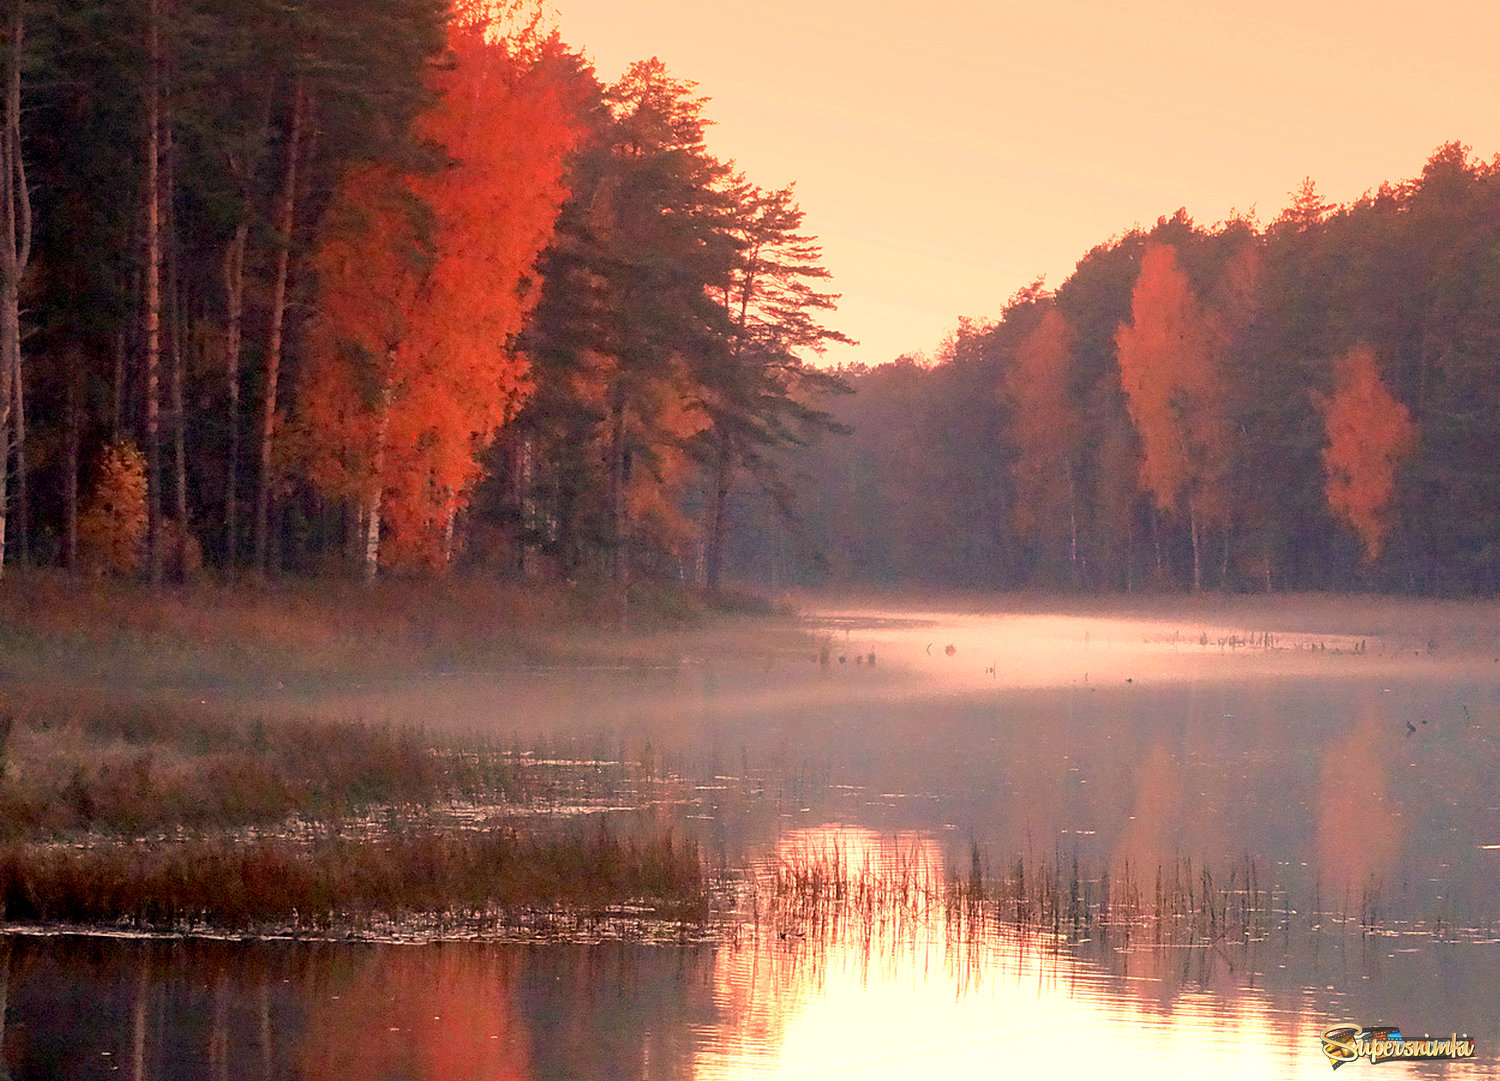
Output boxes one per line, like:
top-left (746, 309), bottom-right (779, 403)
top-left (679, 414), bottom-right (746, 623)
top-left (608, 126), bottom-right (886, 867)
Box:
top-left (1315, 699), bottom-right (1403, 899)
top-left (299, 947), bottom-right (531, 1080)
top-left (7, 602), bottom-right (1500, 1077)
top-left (3, 874), bottom-right (1498, 1078)
top-left (694, 826), bottom-right (1496, 1080)
top-left (0, 936), bottom-right (723, 1080)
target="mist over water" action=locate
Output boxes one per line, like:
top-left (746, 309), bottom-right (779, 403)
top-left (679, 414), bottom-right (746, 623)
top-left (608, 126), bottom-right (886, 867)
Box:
top-left (6, 597), bottom-right (1500, 1078)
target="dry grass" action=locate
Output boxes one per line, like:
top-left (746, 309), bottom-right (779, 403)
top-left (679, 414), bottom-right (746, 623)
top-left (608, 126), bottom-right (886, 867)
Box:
top-left (0, 702), bottom-right (494, 836)
top-left (0, 572), bottom-right (583, 677)
top-left (0, 571), bottom-right (806, 704)
top-left (0, 696), bottom-right (709, 932)
top-left (0, 823), bottom-right (707, 932)
top-left (0, 573), bottom-right (803, 935)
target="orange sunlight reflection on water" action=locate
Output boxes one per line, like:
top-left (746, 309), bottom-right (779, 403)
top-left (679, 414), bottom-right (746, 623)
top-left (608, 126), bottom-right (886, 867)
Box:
top-left (807, 606), bottom-right (1469, 698)
top-left (692, 825), bottom-right (1468, 1081)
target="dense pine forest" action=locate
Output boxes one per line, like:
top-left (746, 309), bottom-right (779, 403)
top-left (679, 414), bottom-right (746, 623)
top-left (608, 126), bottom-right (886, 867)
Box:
top-left (4, 1), bottom-right (1499, 596)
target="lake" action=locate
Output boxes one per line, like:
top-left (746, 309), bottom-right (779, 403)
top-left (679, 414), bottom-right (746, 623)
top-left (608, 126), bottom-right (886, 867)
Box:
top-left (4, 598), bottom-right (1499, 1077)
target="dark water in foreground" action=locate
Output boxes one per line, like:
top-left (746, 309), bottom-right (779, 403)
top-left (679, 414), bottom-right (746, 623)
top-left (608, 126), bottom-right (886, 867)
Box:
top-left (3, 884), bottom-right (1497, 1080)
top-left (6, 603), bottom-right (1500, 1078)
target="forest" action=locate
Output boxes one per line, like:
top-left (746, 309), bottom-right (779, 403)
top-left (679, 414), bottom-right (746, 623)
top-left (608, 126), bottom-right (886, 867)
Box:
top-left (5, 0), bottom-right (846, 592)
top-left (4, 0), bottom-right (1500, 596)
top-left (729, 146), bottom-right (1500, 596)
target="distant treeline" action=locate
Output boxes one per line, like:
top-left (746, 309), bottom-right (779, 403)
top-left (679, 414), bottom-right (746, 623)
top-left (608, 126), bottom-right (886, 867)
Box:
top-left (728, 144), bottom-right (1500, 595)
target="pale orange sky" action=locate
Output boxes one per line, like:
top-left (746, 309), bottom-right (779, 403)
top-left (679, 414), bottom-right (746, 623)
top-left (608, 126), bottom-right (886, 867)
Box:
top-left (550, 0), bottom-right (1500, 367)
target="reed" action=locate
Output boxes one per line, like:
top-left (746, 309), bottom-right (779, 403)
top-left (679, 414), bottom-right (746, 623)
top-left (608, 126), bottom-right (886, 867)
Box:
top-left (0, 698), bottom-right (710, 934)
top-left (755, 843), bottom-right (1381, 953)
top-left (0, 821), bottom-right (707, 933)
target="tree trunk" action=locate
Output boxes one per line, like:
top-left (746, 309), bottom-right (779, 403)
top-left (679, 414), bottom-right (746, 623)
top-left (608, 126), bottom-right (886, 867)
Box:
top-left (361, 369), bottom-right (393, 582)
top-left (0, 0), bottom-right (31, 580)
top-left (607, 397), bottom-right (631, 628)
top-left (144, 0), bottom-right (163, 586)
top-left (361, 496), bottom-right (381, 581)
top-left (608, 397), bottom-right (629, 587)
top-left (65, 365), bottom-right (80, 569)
top-left (441, 490), bottom-right (457, 567)
top-left (703, 432), bottom-right (732, 592)
top-left (112, 323), bottom-right (127, 440)
top-left (166, 120), bottom-right (189, 578)
top-left (1150, 505), bottom-right (1163, 586)
top-left (254, 78), bottom-right (306, 577)
top-left (1189, 500), bottom-right (1202, 594)
top-left (1066, 466), bottom-right (1079, 589)
top-left (0, 938), bottom-right (9, 1064)
top-left (10, 337), bottom-right (23, 564)
top-left (512, 432), bottom-right (532, 577)
top-left (222, 219), bottom-right (247, 569)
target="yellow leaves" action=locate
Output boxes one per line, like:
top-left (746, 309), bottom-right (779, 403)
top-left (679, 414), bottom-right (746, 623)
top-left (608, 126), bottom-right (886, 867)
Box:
top-left (618, 364), bottom-right (710, 554)
top-left (79, 441), bottom-right (148, 576)
top-left (1319, 345), bottom-right (1414, 561)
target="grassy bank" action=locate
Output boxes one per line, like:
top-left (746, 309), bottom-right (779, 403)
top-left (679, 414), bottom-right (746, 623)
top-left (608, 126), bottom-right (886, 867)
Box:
top-left (0, 701), bottom-right (709, 933)
top-left (0, 825), bottom-right (706, 933)
top-left (0, 569), bottom-right (792, 686)
top-left (0, 572), bottom-right (791, 934)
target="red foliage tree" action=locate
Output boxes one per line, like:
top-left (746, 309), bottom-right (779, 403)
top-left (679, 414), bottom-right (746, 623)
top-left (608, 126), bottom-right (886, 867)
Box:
top-left (302, 13), bottom-right (579, 575)
top-left (1115, 242), bottom-right (1230, 591)
top-left (1319, 344), bottom-right (1414, 561)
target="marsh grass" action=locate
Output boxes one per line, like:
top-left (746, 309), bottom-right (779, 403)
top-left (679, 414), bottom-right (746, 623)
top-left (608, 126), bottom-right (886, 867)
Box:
top-left (0, 573), bottom-right (815, 937)
top-left (0, 703), bottom-right (505, 836)
top-left (761, 837), bottom-right (944, 940)
top-left (0, 822), bottom-right (707, 933)
top-left (0, 695), bottom-right (710, 934)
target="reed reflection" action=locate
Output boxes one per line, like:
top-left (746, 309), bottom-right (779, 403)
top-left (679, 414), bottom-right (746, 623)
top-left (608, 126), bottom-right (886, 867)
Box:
top-left (698, 824), bottom-right (1493, 1080)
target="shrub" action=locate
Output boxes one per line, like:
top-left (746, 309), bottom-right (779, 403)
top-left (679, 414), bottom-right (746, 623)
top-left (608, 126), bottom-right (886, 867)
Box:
top-left (78, 441), bottom-right (148, 576)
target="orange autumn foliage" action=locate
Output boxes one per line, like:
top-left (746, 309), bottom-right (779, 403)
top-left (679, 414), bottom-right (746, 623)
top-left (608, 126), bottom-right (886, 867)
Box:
top-left (621, 363), bottom-right (711, 554)
top-left (1319, 344), bottom-right (1414, 561)
top-left (303, 14), bottom-right (579, 569)
top-left (1114, 242), bottom-right (1229, 521)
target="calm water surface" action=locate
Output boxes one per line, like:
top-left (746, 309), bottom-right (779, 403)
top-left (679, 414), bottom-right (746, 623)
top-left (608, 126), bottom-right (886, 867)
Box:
top-left (5, 603), bottom-right (1500, 1078)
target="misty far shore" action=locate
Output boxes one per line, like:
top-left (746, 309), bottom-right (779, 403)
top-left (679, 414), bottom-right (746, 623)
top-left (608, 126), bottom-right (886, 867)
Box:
top-left (6, 572), bottom-right (1500, 704)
